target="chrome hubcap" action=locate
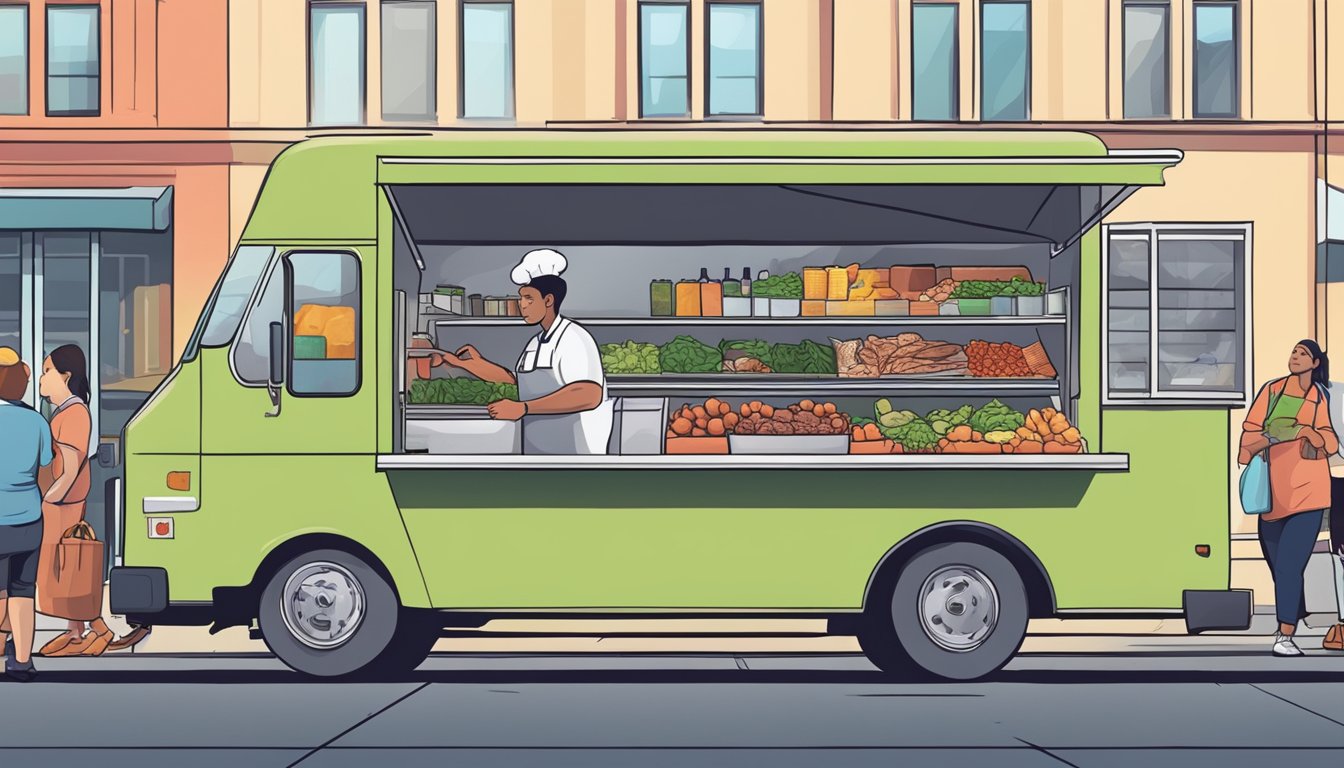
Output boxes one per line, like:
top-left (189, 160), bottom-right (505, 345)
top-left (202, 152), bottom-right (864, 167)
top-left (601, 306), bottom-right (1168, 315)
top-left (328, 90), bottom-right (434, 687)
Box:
top-left (918, 565), bottom-right (999, 652)
top-left (281, 562), bottom-right (365, 649)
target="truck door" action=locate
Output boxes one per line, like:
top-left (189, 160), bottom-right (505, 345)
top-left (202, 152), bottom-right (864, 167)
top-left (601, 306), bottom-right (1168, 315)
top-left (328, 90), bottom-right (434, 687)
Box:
top-left (203, 248), bottom-right (374, 456)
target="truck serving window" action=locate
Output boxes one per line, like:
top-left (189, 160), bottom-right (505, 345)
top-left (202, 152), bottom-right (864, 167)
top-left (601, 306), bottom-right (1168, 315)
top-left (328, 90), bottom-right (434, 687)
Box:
top-left (198, 246), bottom-right (276, 349)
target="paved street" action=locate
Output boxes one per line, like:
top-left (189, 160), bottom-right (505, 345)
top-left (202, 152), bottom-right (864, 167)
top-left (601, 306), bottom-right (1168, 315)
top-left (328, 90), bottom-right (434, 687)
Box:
top-left (3, 640), bottom-right (1344, 767)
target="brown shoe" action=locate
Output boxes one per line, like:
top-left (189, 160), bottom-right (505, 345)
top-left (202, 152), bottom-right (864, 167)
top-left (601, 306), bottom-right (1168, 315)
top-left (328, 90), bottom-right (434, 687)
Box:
top-left (37, 631), bottom-right (80, 657)
top-left (1325, 624), bottom-right (1344, 652)
top-left (80, 625), bottom-right (113, 657)
top-left (106, 626), bottom-right (151, 652)
top-left (42, 634), bottom-right (90, 657)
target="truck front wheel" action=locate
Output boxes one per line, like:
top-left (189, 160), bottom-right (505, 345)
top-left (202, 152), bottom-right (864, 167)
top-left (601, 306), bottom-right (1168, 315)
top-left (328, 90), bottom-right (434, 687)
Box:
top-left (861, 542), bottom-right (1028, 681)
top-left (259, 548), bottom-right (432, 678)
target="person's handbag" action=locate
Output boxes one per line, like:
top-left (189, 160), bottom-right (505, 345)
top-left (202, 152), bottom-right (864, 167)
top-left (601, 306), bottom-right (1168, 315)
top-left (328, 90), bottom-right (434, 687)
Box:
top-left (47, 522), bottom-right (105, 621)
top-left (1241, 381), bottom-right (1285, 515)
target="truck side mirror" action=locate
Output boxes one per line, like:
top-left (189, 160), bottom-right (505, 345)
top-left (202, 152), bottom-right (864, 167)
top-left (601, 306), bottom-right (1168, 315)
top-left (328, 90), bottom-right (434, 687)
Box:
top-left (266, 321), bottom-right (284, 417)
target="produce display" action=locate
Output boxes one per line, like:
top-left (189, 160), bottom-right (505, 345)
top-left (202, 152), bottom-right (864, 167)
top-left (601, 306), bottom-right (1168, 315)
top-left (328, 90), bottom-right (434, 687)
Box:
top-left (834, 334), bottom-right (968, 377)
top-left (951, 278), bottom-right (1045, 299)
top-left (926, 405), bottom-right (974, 437)
top-left (770, 340), bottom-right (838, 374)
top-left (409, 378), bottom-right (519, 405)
top-left (665, 398), bottom-right (850, 437)
top-left (968, 399), bottom-right (1026, 434)
top-left (600, 341), bottom-right (661, 374)
top-left (966, 341), bottom-right (1034, 378)
top-left (659, 335), bottom-right (723, 373)
top-left (938, 407), bottom-right (1083, 454)
top-left (918, 279), bottom-right (960, 303)
top-left (751, 272), bottom-right (804, 299)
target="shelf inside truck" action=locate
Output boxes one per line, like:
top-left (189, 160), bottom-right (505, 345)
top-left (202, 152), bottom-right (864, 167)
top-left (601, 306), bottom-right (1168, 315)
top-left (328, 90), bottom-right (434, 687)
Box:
top-left (377, 453), bottom-right (1129, 471)
top-left (604, 375), bottom-right (1060, 397)
top-left (431, 316), bottom-right (1068, 327)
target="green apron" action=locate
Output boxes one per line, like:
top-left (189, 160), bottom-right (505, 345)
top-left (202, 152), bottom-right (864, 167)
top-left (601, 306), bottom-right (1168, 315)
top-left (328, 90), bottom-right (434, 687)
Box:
top-left (1265, 384), bottom-right (1308, 443)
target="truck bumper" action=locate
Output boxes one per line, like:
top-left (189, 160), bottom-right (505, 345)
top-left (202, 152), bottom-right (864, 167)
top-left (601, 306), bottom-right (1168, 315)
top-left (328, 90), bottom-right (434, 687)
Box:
top-left (109, 567), bottom-right (169, 615)
top-left (1183, 589), bottom-right (1253, 633)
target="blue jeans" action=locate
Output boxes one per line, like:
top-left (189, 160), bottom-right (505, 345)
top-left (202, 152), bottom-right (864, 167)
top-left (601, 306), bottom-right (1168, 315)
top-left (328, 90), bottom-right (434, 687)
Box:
top-left (1258, 510), bottom-right (1325, 627)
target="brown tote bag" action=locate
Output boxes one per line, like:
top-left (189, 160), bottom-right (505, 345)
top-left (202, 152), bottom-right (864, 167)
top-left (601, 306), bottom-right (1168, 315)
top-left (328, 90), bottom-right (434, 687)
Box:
top-left (47, 522), bottom-right (105, 621)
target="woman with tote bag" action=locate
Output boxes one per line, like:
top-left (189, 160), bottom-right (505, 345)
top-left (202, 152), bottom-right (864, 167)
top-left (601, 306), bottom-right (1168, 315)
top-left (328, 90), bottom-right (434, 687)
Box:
top-left (1239, 340), bottom-right (1338, 657)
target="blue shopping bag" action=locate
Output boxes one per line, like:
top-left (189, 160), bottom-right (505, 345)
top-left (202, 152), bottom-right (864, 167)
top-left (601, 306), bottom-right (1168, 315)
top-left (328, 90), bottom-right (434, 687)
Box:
top-left (1240, 452), bottom-right (1272, 515)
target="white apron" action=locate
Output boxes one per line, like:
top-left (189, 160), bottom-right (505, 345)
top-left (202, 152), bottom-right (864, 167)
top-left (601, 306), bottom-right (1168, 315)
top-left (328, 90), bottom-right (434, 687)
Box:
top-left (515, 318), bottom-right (612, 455)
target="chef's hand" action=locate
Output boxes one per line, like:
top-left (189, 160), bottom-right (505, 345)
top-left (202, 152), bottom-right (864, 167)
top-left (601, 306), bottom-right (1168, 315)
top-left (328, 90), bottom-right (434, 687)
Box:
top-left (1300, 427), bottom-right (1327, 450)
top-left (488, 399), bottom-right (526, 421)
top-left (431, 349), bottom-right (470, 369)
top-left (455, 344), bottom-right (481, 361)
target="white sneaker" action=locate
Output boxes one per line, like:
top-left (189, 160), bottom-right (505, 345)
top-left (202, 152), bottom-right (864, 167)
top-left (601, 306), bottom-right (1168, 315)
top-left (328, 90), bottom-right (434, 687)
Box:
top-left (1272, 633), bottom-right (1305, 657)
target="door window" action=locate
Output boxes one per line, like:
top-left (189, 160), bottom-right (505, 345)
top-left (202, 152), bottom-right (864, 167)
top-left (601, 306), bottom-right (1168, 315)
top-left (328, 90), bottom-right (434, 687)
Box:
top-left (232, 262), bottom-right (283, 385)
top-left (287, 251), bottom-right (361, 396)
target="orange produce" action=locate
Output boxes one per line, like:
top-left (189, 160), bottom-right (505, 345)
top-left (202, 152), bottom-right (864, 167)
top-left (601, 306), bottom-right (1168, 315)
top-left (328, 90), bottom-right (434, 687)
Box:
top-left (707, 418), bottom-right (726, 436)
top-left (692, 406), bottom-right (708, 421)
top-left (705, 398), bottom-right (722, 416)
top-left (852, 426), bottom-right (866, 442)
top-left (800, 399), bottom-right (815, 411)
top-left (863, 423), bottom-right (883, 441)
top-left (692, 427), bottom-right (707, 437)
top-left (724, 412), bottom-right (740, 429)
top-left (760, 405), bottom-right (775, 418)
top-left (694, 417), bottom-right (708, 430)
top-left (671, 417), bottom-right (693, 436)
top-left (1016, 440), bottom-right (1044, 454)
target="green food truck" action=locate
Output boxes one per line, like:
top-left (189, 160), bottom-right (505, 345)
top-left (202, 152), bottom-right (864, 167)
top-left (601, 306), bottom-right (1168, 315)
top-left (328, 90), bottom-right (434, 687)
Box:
top-left (108, 130), bottom-right (1251, 680)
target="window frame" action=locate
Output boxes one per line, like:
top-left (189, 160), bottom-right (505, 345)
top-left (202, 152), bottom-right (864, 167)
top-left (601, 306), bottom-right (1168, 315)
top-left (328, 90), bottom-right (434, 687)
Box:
top-left (704, 0), bottom-right (764, 120)
top-left (380, 0), bottom-right (437, 122)
top-left (637, 0), bottom-right (692, 119)
top-left (458, 0), bottom-right (516, 121)
top-left (978, 0), bottom-right (1031, 122)
top-left (1191, 0), bottom-right (1239, 119)
top-left (0, 3), bottom-right (29, 116)
top-left (1101, 222), bottom-right (1252, 406)
top-left (1121, 0), bottom-right (1171, 120)
top-left (228, 257), bottom-right (283, 388)
top-left (282, 249), bottom-right (363, 399)
top-left (45, 3), bottom-right (100, 118)
top-left (910, 1), bottom-right (960, 122)
top-left (307, 0), bottom-right (368, 127)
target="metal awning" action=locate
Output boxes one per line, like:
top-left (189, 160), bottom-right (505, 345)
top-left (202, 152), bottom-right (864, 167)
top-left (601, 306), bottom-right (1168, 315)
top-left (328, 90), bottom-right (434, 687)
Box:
top-left (0, 186), bottom-right (173, 231)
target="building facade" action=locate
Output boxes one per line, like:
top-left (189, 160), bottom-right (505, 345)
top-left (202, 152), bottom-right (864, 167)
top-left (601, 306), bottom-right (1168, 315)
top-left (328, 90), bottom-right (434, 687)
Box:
top-left (3, 0), bottom-right (1343, 614)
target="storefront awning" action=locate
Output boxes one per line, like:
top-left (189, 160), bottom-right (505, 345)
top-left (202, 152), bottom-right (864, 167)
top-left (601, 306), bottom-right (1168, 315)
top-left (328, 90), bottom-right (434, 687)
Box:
top-left (0, 186), bottom-right (173, 231)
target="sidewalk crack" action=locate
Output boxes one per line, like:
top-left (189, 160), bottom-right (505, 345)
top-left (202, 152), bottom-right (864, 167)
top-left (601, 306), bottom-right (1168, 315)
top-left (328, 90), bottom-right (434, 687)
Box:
top-left (286, 681), bottom-right (431, 767)
top-left (1248, 683), bottom-right (1344, 729)
top-left (1015, 738), bottom-right (1081, 768)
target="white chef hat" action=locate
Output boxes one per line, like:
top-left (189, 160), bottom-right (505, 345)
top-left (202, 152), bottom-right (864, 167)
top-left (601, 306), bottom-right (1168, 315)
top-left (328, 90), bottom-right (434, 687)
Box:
top-left (510, 248), bottom-right (568, 286)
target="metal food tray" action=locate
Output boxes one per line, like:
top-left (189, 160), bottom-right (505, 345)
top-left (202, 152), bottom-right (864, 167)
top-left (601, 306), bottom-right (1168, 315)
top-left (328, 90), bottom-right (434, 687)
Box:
top-left (727, 434), bottom-right (850, 455)
top-left (406, 404), bottom-right (493, 419)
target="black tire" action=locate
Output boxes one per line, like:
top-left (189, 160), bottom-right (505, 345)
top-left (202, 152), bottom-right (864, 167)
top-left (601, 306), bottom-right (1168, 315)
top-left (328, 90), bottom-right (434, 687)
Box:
top-left (368, 611), bottom-right (441, 676)
top-left (864, 542), bottom-right (1028, 681)
top-left (259, 548), bottom-right (422, 678)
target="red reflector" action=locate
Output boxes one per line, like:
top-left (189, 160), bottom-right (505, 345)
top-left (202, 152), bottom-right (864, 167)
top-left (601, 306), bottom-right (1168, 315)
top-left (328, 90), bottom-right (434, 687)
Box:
top-left (155, 522), bottom-right (171, 537)
top-left (1195, 545), bottom-right (1211, 557)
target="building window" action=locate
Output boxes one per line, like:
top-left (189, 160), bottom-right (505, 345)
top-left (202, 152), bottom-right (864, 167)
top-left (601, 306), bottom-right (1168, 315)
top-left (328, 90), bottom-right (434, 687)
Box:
top-left (1104, 225), bottom-right (1249, 401)
top-left (309, 2), bottom-right (366, 126)
top-left (381, 0), bottom-right (436, 122)
top-left (639, 2), bottom-right (690, 118)
top-left (0, 5), bottom-right (27, 115)
top-left (1123, 1), bottom-right (1169, 118)
top-left (1192, 0), bottom-right (1237, 118)
top-left (980, 1), bottom-right (1029, 121)
top-left (46, 4), bottom-right (99, 117)
top-left (460, 1), bottom-right (514, 119)
top-left (287, 251), bottom-right (362, 397)
top-left (912, 3), bottom-right (959, 121)
top-left (706, 2), bottom-right (762, 118)
top-left (99, 230), bottom-right (175, 431)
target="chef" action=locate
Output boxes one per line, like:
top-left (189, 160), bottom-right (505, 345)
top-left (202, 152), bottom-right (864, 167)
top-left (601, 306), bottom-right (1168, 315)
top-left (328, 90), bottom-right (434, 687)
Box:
top-left (431, 249), bottom-right (612, 455)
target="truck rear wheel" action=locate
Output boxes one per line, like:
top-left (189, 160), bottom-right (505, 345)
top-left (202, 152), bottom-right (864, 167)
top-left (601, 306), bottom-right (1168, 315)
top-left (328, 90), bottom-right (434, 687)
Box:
top-left (259, 548), bottom-right (433, 678)
top-left (861, 542), bottom-right (1028, 681)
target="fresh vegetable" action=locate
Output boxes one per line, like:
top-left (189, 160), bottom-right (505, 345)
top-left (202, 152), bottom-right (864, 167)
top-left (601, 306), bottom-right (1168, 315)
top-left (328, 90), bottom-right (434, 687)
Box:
top-left (409, 378), bottom-right (519, 405)
top-left (751, 272), bottom-right (804, 299)
top-left (969, 399), bottom-right (1026, 434)
top-left (882, 419), bottom-right (939, 452)
top-left (770, 340), bottom-right (837, 375)
top-left (719, 339), bottom-right (774, 368)
top-left (966, 341), bottom-right (1034, 378)
top-left (984, 430), bottom-right (1017, 444)
top-left (659, 335), bottom-right (723, 373)
top-left (667, 398), bottom-right (736, 438)
top-left (926, 405), bottom-right (974, 436)
top-left (600, 341), bottom-right (661, 374)
top-left (951, 277), bottom-right (1045, 299)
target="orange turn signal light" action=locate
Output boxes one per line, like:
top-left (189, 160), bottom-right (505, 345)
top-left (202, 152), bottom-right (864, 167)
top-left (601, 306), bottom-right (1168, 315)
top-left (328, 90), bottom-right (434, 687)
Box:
top-left (1195, 545), bottom-right (1211, 558)
top-left (166, 471), bottom-right (191, 492)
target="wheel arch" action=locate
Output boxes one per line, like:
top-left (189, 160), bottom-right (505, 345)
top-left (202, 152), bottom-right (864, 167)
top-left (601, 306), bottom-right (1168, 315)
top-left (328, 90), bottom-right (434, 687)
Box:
top-left (861, 521), bottom-right (1056, 619)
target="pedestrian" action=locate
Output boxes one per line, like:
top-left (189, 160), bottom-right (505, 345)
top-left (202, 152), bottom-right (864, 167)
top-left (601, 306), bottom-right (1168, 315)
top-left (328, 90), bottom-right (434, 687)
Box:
top-left (0, 346), bottom-right (54, 681)
top-left (32, 345), bottom-right (117, 657)
top-left (1239, 340), bottom-right (1337, 657)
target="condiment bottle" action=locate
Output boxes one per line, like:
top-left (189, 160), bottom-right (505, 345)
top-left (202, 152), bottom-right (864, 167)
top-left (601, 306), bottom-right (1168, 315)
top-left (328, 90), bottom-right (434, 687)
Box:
top-left (675, 278), bottom-right (701, 316)
top-left (650, 280), bottom-right (674, 316)
top-left (722, 268), bottom-right (741, 298)
top-left (699, 269), bottom-right (723, 317)
top-left (741, 267), bottom-right (752, 297)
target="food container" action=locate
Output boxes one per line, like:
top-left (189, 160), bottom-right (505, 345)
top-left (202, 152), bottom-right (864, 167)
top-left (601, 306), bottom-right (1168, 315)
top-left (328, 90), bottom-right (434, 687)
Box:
top-left (938, 300), bottom-right (961, 316)
top-left (948, 266), bottom-right (1032, 283)
top-left (801, 300), bottom-right (826, 317)
top-left (728, 434), bottom-right (850, 455)
top-left (803, 268), bottom-right (829, 300)
top-left (468, 294), bottom-right (485, 316)
top-left (505, 296), bottom-right (521, 317)
top-left (649, 280), bottom-right (674, 316)
top-left (1047, 289), bottom-right (1067, 316)
top-left (665, 436), bottom-right (729, 455)
top-left (484, 297), bottom-right (507, 316)
top-left (608, 398), bottom-right (667, 456)
top-left (722, 296), bottom-right (752, 317)
top-left (827, 300), bottom-right (875, 316)
top-left (432, 285), bottom-right (467, 315)
top-left (889, 266), bottom-right (938, 297)
top-left (875, 299), bottom-right (910, 316)
top-left (957, 298), bottom-right (992, 316)
top-left (826, 267), bottom-right (850, 300)
top-left (700, 280), bottom-right (723, 317)
top-left (769, 299), bottom-right (801, 317)
top-left (405, 416), bottom-right (521, 454)
top-left (752, 297), bottom-right (771, 316)
top-left (990, 296), bottom-right (1015, 316)
top-left (1015, 295), bottom-right (1045, 316)
top-left (675, 280), bottom-right (702, 316)
top-left (910, 300), bottom-right (941, 316)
